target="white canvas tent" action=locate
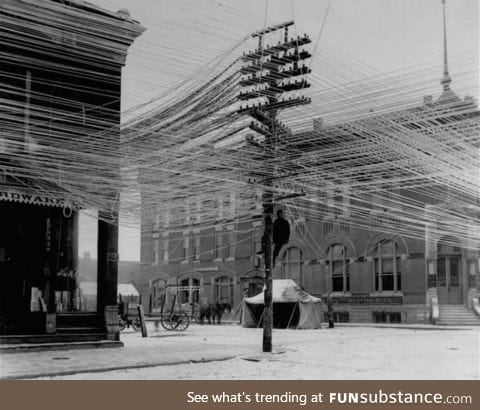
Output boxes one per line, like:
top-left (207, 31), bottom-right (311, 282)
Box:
top-left (241, 279), bottom-right (324, 329)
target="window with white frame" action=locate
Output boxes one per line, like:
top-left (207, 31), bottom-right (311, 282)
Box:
top-left (374, 240), bottom-right (401, 292)
top-left (328, 244), bottom-right (350, 292)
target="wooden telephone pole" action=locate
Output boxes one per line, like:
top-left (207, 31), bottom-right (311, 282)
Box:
top-left (237, 21), bottom-right (311, 352)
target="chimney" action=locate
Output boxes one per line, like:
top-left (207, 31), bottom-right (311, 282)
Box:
top-left (423, 95), bottom-right (433, 105)
top-left (116, 8), bottom-right (131, 20)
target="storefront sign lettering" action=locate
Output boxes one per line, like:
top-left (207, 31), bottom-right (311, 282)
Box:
top-left (0, 189), bottom-right (65, 207)
top-left (332, 296), bottom-right (403, 305)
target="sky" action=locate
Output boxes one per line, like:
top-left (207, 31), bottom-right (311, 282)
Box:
top-left (78, 0), bottom-right (479, 261)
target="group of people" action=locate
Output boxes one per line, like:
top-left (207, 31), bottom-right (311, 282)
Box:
top-left (199, 301), bottom-right (225, 324)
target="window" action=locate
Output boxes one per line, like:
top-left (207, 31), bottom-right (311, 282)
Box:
top-left (283, 247), bottom-right (303, 285)
top-left (339, 221), bottom-right (350, 232)
top-left (214, 226), bottom-right (223, 259)
top-left (217, 197), bottom-right (224, 220)
top-left (242, 275), bottom-right (264, 297)
top-left (225, 225), bottom-right (235, 259)
top-left (194, 199), bottom-right (202, 224)
top-left (252, 223), bottom-right (262, 255)
top-left (328, 244), bottom-right (350, 293)
top-left (162, 234), bottom-right (169, 264)
top-left (372, 311), bottom-right (401, 323)
top-left (153, 208), bottom-right (160, 230)
top-left (381, 183), bottom-right (392, 210)
top-left (295, 219), bottom-right (306, 237)
top-left (181, 234), bottom-right (189, 261)
top-left (163, 212), bottom-right (170, 228)
top-left (192, 233), bottom-right (200, 261)
top-left (333, 190), bottom-right (343, 216)
top-left (374, 240), bottom-right (401, 292)
top-left (323, 221), bottom-right (333, 236)
top-left (333, 311), bottom-right (349, 323)
top-left (214, 276), bottom-right (233, 306)
top-left (179, 278), bottom-right (200, 304)
top-left (152, 238), bottom-right (159, 264)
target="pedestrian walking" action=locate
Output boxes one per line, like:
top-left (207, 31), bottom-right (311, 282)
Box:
top-left (215, 302), bottom-right (223, 324)
top-left (209, 302), bottom-right (218, 324)
top-left (199, 299), bottom-right (211, 324)
top-left (326, 294), bottom-right (334, 328)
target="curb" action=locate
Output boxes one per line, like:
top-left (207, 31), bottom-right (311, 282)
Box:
top-left (4, 354), bottom-right (239, 380)
top-left (0, 340), bottom-right (123, 354)
top-left (333, 323), bottom-right (476, 331)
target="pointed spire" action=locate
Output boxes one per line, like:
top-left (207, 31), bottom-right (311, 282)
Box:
top-left (437, 0), bottom-right (460, 103)
top-left (440, 0), bottom-right (452, 90)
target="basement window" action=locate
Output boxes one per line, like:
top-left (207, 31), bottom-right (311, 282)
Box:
top-left (372, 311), bottom-right (401, 323)
top-left (333, 311), bottom-right (349, 323)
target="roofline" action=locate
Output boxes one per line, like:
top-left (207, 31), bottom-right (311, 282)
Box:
top-left (48, 0), bottom-right (143, 26)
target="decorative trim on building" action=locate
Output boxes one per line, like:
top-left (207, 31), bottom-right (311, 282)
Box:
top-left (321, 234), bottom-right (356, 259)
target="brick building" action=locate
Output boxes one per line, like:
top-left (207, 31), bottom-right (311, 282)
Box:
top-left (138, 86), bottom-right (479, 325)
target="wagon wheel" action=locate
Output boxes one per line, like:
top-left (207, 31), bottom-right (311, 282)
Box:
top-left (160, 315), bottom-right (179, 331)
top-left (132, 318), bottom-right (142, 332)
top-left (118, 317), bottom-right (126, 331)
top-left (174, 312), bottom-right (190, 331)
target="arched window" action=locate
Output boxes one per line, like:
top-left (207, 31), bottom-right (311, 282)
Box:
top-left (214, 276), bottom-right (233, 306)
top-left (374, 240), bottom-right (401, 292)
top-left (328, 244), bottom-right (350, 293)
top-left (242, 275), bottom-right (264, 298)
top-left (179, 277), bottom-right (200, 304)
top-left (283, 247), bottom-right (303, 286)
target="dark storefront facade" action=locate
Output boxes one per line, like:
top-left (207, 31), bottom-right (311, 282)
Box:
top-left (0, 0), bottom-right (144, 343)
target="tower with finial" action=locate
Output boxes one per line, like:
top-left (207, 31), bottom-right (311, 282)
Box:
top-left (437, 0), bottom-right (461, 103)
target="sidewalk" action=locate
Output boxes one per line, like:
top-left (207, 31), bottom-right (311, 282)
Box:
top-left (1, 322), bottom-right (478, 380)
top-left (0, 324), bottom-right (253, 380)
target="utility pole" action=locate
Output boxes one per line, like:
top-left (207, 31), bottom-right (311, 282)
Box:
top-left (237, 21), bottom-right (311, 352)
